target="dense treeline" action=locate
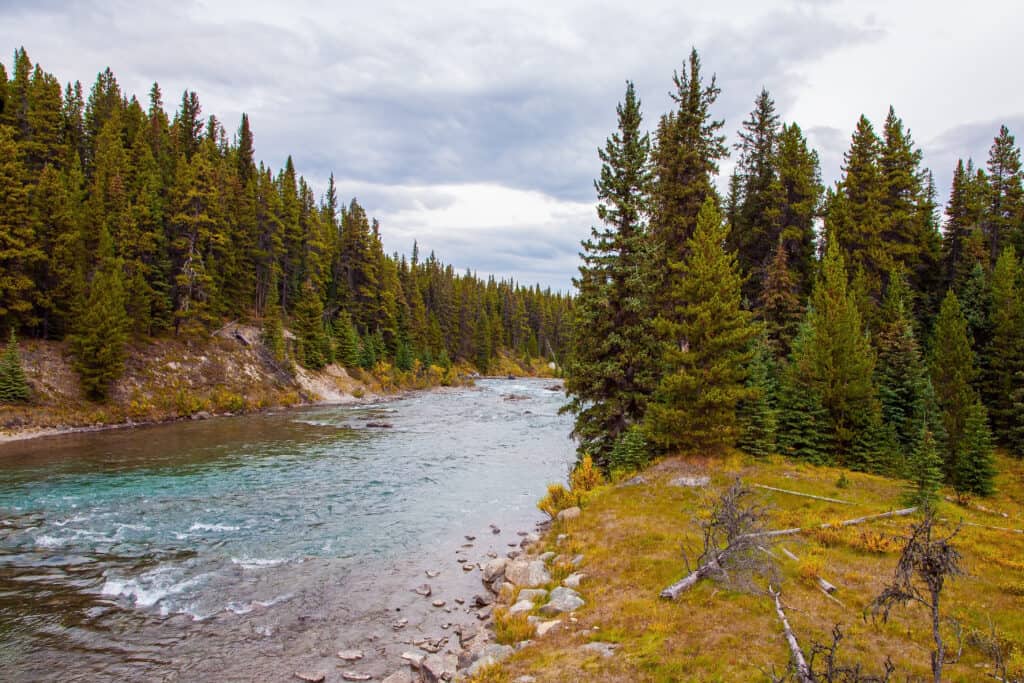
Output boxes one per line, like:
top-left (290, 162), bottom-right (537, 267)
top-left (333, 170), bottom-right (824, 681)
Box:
top-left (568, 49), bottom-right (1024, 499)
top-left (0, 48), bottom-right (572, 398)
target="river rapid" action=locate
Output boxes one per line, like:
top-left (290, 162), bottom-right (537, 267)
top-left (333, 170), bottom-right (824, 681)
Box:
top-left (0, 378), bottom-right (574, 681)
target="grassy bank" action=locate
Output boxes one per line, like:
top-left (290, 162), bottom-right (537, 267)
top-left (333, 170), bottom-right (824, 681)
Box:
top-left (478, 453), bottom-right (1024, 682)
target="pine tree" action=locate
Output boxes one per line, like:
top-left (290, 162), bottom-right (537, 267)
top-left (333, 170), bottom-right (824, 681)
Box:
top-left (261, 272), bottom-right (286, 364)
top-left (879, 107), bottom-right (928, 286)
top-left (70, 226), bottom-right (129, 400)
top-left (982, 247), bottom-right (1024, 452)
top-left (644, 197), bottom-right (760, 453)
top-left (0, 328), bottom-right (31, 403)
top-left (785, 238), bottom-right (882, 469)
top-left (564, 82), bottom-right (658, 466)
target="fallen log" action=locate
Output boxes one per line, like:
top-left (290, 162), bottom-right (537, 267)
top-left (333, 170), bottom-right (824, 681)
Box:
top-left (749, 507), bottom-right (918, 540)
top-left (770, 587), bottom-right (813, 683)
top-left (754, 484), bottom-right (853, 506)
top-left (660, 557), bottom-right (721, 600)
top-left (940, 518), bottom-right (1024, 534)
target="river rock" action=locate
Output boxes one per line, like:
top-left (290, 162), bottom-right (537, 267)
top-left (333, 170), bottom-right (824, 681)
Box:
top-left (294, 673), bottom-right (326, 683)
top-left (538, 551), bottom-right (555, 563)
top-left (425, 569), bottom-right (440, 578)
top-left (562, 572), bottom-right (585, 589)
top-left (383, 671), bottom-right (414, 683)
top-left (420, 653), bottom-right (458, 683)
top-left (467, 644), bottom-right (515, 676)
top-left (414, 583), bottom-right (432, 597)
top-left (517, 588), bottom-right (547, 602)
top-left (505, 560), bottom-right (550, 587)
top-left (669, 475), bottom-right (710, 487)
top-left (337, 649), bottom-right (364, 661)
top-left (341, 673), bottom-right (372, 682)
top-left (472, 593), bottom-right (493, 608)
top-left (581, 641), bottom-right (619, 658)
top-left (481, 557), bottom-right (508, 582)
top-left (461, 563), bottom-right (475, 572)
top-left (519, 532), bottom-right (540, 546)
top-left (509, 598), bottom-right (534, 615)
top-left (536, 619), bottom-right (561, 637)
top-left (556, 506), bottom-right (581, 522)
top-left (432, 599), bottom-right (445, 607)
top-left (401, 651), bottom-right (424, 669)
top-left (539, 587), bottom-right (584, 616)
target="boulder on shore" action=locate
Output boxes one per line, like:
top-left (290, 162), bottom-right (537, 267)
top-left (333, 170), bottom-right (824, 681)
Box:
top-left (505, 559), bottom-right (550, 587)
top-left (539, 586), bottom-right (584, 616)
top-left (556, 506), bottom-right (581, 522)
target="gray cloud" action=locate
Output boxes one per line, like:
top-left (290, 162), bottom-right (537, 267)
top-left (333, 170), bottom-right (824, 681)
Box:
top-left (3, 0), bottom-right (1022, 290)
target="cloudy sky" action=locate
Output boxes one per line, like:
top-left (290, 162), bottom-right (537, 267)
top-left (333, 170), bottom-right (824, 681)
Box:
top-left (3, 0), bottom-right (1023, 291)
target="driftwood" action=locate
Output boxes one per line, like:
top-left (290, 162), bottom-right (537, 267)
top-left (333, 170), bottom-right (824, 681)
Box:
top-left (663, 508), bottom-right (916, 599)
top-left (771, 586), bottom-right (813, 683)
top-left (775, 546), bottom-right (842, 602)
top-left (753, 507), bottom-right (918, 540)
top-left (940, 518), bottom-right (1024, 534)
top-left (754, 484), bottom-right (853, 506)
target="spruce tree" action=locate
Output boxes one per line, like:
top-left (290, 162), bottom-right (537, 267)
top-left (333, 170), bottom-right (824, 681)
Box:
top-left (332, 310), bottom-right (361, 368)
top-left (644, 198), bottom-right (760, 453)
top-left (650, 49), bottom-right (726, 271)
top-left (774, 123), bottom-right (822, 298)
top-left (759, 240), bottom-right (803, 357)
top-left (784, 238), bottom-right (882, 469)
top-left (930, 290), bottom-right (994, 491)
top-left (0, 328), bottom-right (31, 403)
top-left (983, 247), bottom-right (1024, 452)
top-left (261, 272), bottom-right (286, 364)
top-left (70, 226), bottom-right (129, 400)
top-left (564, 82), bottom-right (658, 466)
top-left (737, 338), bottom-right (777, 457)
top-left (904, 428), bottom-right (943, 509)
top-left (0, 126), bottom-right (41, 330)
top-left (777, 322), bottom-right (829, 464)
top-left (292, 280), bottom-right (331, 370)
top-left (985, 126), bottom-right (1023, 264)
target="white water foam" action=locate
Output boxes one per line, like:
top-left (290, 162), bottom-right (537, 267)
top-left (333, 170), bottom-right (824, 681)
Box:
top-left (188, 522), bottom-right (240, 533)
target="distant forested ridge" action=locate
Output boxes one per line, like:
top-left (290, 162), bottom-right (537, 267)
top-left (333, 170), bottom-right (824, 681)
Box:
top-left (0, 48), bottom-right (572, 397)
top-left (568, 49), bottom-right (1024, 498)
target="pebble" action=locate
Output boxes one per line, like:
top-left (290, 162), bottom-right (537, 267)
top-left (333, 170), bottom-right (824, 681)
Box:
top-left (294, 673), bottom-right (326, 683)
top-left (392, 618), bottom-right (409, 630)
top-left (432, 599), bottom-right (446, 607)
top-left (341, 673), bottom-right (372, 682)
top-left (426, 570), bottom-right (440, 578)
top-left (414, 583), bottom-right (432, 597)
top-left (337, 649), bottom-right (364, 661)
top-left (462, 564), bottom-right (475, 572)
top-left (465, 535), bottom-right (476, 541)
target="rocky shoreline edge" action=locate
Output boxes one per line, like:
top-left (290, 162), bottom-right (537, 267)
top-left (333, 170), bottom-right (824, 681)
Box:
top-left (294, 505), bottom-right (590, 683)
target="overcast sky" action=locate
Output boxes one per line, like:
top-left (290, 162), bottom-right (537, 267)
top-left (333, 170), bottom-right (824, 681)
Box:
top-left (4, 0), bottom-right (1023, 291)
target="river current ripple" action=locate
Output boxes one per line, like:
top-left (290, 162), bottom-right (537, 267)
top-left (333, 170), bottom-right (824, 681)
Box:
top-left (0, 378), bottom-right (574, 681)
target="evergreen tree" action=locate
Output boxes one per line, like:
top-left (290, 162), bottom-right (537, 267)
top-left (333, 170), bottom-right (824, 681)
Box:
top-left (879, 107), bottom-right (928, 287)
top-left (942, 159), bottom-right (981, 291)
top-left (953, 399), bottom-right (996, 497)
top-left (332, 309), bottom-right (361, 368)
top-left (0, 126), bottom-right (41, 330)
top-left (737, 338), bottom-right (777, 457)
top-left (0, 328), bottom-right (30, 403)
top-left (776, 322), bottom-right (829, 464)
top-left (70, 226), bottom-right (128, 400)
top-left (875, 271), bottom-right (938, 472)
top-left (984, 126), bottom-right (1023, 264)
top-left (261, 272), bottom-right (286, 364)
top-left (930, 291), bottom-right (994, 489)
top-left (564, 82), bottom-right (658, 466)
top-left (982, 247), bottom-right (1024, 452)
top-left (292, 280), bottom-right (331, 370)
top-left (785, 238), bottom-right (882, 469)
top-left (644, 198), bottom-right (760, 453)
top-left (758, 240), bottom-right (803, 356)
top-left (904, 428), bottom-right (943, 509)
top-left (650, 49), bottom-right (726, 271)
top-left (773, 122), bottom-right (822, 298)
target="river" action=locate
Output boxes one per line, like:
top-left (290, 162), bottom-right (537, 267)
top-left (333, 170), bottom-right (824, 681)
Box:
top-left (0, 378), bottom-right (574, 681)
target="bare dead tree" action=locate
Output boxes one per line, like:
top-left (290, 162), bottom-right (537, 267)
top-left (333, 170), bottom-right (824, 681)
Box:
top-left (662, 478), bottom-right (776, 599)
top-left (869, 509), bottom-right (964, 683)
top-left (770, 623), bottom-right (896, 683)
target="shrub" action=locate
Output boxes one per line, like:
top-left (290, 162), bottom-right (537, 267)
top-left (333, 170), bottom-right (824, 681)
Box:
top-left (608, 425), bottom-right (652, 473)
top-left (537, 483), bottom-right (576, 518)
top-left (570, 453), bottom-right (605, 494)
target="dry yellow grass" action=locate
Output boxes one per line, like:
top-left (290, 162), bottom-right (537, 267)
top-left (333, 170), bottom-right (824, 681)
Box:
top-left (493, 452), bottom-right (1024, 682)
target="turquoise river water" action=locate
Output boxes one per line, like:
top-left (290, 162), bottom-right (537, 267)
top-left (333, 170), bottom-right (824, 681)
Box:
top-left (0, 378), bottom-right (574, 681)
